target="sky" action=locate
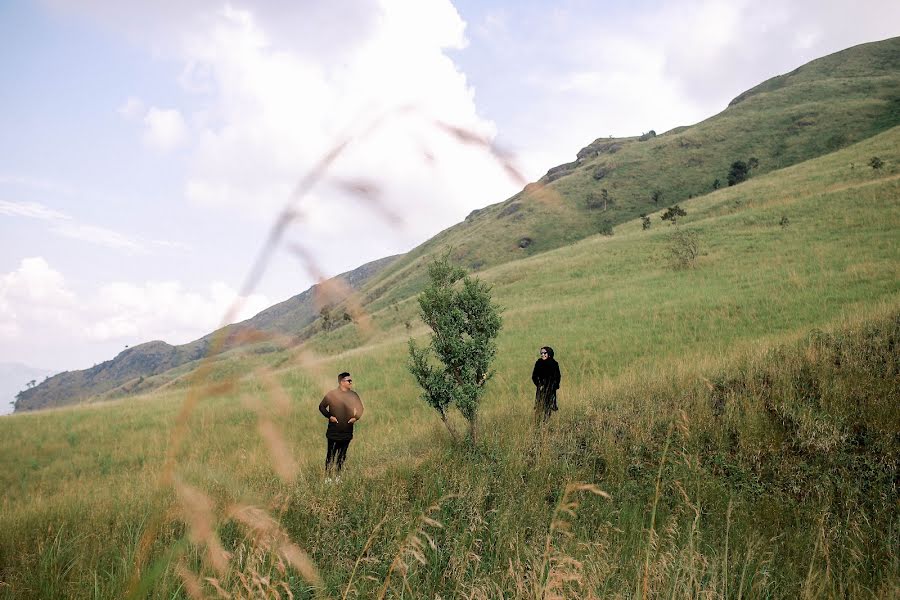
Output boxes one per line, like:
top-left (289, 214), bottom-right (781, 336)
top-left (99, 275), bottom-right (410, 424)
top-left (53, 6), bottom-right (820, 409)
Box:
top-left (1, 0), bottom-right (898, 374)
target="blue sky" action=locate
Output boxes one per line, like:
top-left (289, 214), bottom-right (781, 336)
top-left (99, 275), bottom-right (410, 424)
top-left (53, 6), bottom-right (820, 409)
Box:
top-left (1, 0), bottom-right (898, 375)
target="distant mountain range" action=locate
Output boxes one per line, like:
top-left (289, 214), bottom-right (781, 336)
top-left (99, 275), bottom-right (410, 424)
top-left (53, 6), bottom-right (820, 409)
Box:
top-left (14, 36), bottom-right (900, 413)
top-left (0, 363), bottom-right (53, 415)
top-left (12, 255), bottom-right (399, 412)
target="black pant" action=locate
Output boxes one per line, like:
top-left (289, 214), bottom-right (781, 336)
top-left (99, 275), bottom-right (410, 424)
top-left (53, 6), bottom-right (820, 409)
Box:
top-left (325, 438), bottom-right (351, 473)
top-left (535, 386), bottom-right (558, 421)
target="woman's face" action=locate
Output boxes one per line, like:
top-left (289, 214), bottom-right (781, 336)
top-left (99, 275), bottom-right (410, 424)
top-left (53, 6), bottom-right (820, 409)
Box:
top-left (539, 349), bottom-right (548, 360)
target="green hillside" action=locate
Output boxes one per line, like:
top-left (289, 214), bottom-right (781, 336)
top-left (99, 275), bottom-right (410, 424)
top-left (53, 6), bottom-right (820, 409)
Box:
top-left (0, 116), bottom-right (897, 598)
top-left (351, 36), bottom-right (900, 311)
top-left (13, 37), bottom-right (900, 413)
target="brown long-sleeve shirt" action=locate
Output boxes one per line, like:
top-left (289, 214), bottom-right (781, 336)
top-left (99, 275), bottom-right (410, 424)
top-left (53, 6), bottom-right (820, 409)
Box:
top-left (318, 389), bottom-right (364, 441)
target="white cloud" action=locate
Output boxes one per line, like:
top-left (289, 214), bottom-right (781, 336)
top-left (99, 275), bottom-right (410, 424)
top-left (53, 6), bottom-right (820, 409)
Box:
top-left (50, 222), bottom-right (146, 252)
top-left (87, 279), bottom-right (269, 342)
top-left (0, 257), bottom-right (270, 368)
top-left (0, 257), bottom-right (74, 307)
top-left (0, 199), bottom-right (71, 220)
top-left (0, 189), bottom-right (186, 254)
top-left (54, 0), bottom-right (520, 272)
top-left (142, 107), bottom-right (189, 150)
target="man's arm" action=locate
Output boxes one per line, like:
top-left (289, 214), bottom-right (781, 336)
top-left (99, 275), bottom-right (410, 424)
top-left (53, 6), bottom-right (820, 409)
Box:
top-left (318, 396), bottom-right (330, 418)
top-left (349, 393), bottom-right (364, 423)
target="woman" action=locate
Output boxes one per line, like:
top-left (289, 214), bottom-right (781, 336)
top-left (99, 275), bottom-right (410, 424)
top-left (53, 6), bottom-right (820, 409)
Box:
top-left (532, 346), bottom-right (561, 421)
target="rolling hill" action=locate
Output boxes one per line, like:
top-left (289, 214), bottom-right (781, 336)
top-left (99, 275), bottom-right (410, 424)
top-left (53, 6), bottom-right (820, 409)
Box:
top-left (13, 36), bottom-right (900, 414)
top-left (12, 254), bottom-right (399, 411)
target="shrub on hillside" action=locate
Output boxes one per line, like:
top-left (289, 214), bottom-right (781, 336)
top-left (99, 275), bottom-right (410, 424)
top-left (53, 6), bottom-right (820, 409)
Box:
top-left (586, 189), bottom-right (613, 211)
top-left (727, 160), bottom-right (750, 186)
top-left (640, 214), bottom-right (651, 230)
top-left (868, 156), bottom-right (884, 169)
top-left (408, 254), bottom-right (502, 443)
top-left (666, 228), bottom-right (700, 269)
top-left (639, 130), bottom-right (657, 141)
top-left (660, 204), bottom-right (686, 225)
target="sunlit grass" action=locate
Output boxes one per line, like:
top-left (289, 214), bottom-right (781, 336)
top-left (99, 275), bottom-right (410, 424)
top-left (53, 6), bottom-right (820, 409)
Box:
top-left (1, 128), bottom-right (898, 597)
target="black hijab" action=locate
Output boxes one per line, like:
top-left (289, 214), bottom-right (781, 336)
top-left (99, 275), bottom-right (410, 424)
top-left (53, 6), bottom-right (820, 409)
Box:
top-left (532, 346), bottom-right (561, 389)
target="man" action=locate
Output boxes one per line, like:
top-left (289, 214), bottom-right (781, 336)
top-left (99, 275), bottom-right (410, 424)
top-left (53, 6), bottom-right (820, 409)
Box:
top-left (318, 371), bottom-right (364, 481)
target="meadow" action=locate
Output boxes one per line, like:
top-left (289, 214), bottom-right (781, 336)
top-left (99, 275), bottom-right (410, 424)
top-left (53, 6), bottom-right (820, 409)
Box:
top-left (0, 127), bottom-right (898, 598)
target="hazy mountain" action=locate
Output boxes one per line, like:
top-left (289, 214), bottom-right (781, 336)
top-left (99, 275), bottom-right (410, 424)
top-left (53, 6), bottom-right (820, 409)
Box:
top-left (13, 255), bottom-right (400, 412)
top-left (0, 363), bottom-right (53, 415)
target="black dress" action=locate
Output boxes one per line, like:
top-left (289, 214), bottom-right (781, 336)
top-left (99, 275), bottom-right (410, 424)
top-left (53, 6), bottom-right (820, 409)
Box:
top-left (532, 356), bottom-right (561, 419)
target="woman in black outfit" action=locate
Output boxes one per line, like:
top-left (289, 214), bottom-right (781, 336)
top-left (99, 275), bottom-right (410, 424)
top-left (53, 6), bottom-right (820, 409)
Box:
top-left (532, 346), bottom-right (561, 421)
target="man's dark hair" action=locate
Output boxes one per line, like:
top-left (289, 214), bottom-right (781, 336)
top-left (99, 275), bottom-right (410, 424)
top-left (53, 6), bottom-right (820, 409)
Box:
top-left (338, 371), bottom-right (351, 383)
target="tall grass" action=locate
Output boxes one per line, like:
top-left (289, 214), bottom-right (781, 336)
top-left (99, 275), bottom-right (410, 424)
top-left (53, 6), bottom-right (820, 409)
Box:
top-left (1, 125), bottom-right (898, 598)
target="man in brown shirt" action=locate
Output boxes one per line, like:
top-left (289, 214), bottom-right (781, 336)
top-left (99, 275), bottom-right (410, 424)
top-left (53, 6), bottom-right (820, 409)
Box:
top-left (318, 372), bottom-right (365, 480)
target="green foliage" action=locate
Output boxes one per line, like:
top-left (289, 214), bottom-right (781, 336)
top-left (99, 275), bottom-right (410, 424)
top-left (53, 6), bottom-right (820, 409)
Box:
top-left (640, 214), bottom-right (651, 230)
top-left (407, 254), bottom-right (502, 443)
top-left (869, 156), bottom-right (884, 169)
top-left (665, 228), bottom-right (701, 270)
top-left (651, 189), bottom-right (662, 204)
top-left (712, 178), bottom-right (721, 190)
top-left (660, 204), bottom-right (687, 225)
top-left (598, 221), bottom-right (614, 236)
top-left (727, 160), bottom-right (751, 186)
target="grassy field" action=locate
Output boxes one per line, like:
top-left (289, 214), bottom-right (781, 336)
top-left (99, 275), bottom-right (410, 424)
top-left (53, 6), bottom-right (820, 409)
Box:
top-left (0, 124), bottom-right (898, 598)
top-left (350, 36), bottom-right (900, 303)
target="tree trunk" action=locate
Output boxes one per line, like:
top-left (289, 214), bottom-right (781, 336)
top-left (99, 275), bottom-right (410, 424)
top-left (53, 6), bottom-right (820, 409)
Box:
top-left (440, 411), bottom-right (460, 444)
top-left (468, 415), bottom-right (478, 445)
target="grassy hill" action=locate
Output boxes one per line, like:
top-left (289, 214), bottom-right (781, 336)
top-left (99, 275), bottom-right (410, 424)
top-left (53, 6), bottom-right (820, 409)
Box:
top-left (0, 112), bottom-right (897, 599)
top-left (12, 255), bottom-right (400, 412)
top-left (13, 37), bottom-right (900, 413)
top-left (348, 35), bottom-right (900, 311)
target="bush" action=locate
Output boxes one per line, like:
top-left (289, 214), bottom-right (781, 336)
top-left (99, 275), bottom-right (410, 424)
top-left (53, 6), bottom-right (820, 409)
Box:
top-left (586, 189), bottom-right (613, 211)
top-left (869, 156), bottom-right (884, 170)
top-left (727, 160), bottom-right (750, 186)
top-left (638, 130), bottom-right (657, 141)
top-left (640, 214), bottom-right (651, 230)
top-left (660, 204), bottom-right (687, 225)
top-left (666, 229), bottom-right (701, 270)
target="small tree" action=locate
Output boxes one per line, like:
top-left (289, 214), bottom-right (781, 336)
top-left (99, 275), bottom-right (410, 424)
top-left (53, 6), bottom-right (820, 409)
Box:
top-left (319, 305), bottom-right (334, 331)
top-left (651, 189), bottom-right (662, 204)
top-left (601, 189), bottom-right (612, 211)
top-left (640, 214), bottom-right (651, 230)
top-left (869, 156), bottom-right (884, 170)
top-left (408, 254), bottom-right (502, 444)
top-left (727, 160), bottom-right (750, 186)
top-left (712, 178), bottom-right (721, 190)
top-left (661, 204), bottom-right (687, 225)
